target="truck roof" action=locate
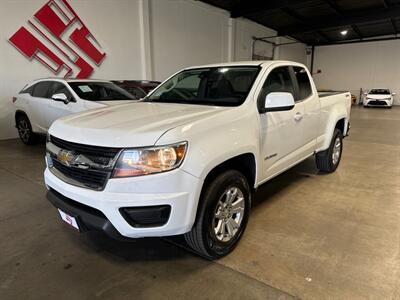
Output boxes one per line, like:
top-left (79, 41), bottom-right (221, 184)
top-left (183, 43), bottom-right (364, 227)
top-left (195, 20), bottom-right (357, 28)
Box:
top-left (185, 60), bottom-right (306, 69)
top-left (32, 77), bottom-right (110, 83)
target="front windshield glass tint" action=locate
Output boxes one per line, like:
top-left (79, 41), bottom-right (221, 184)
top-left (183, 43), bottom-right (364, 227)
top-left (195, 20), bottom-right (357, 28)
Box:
top-left (369, 89), bottom-right (390, 95)
top-left (68, 82), bottom-right (135, 101)
top-left (145, 66), bottom-right (260, 106)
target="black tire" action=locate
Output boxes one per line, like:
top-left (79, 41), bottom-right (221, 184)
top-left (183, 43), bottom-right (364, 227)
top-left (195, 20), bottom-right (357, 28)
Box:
top-left (16, 114), bottom-right (37, 145)
top-left (315, 128), bottom-right (343, 173)
top-left (184, 170), bottom-right (251, 259)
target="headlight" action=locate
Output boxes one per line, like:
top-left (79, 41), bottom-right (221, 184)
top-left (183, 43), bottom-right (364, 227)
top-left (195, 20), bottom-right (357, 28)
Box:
top-left (112, 142), bottom-right (187, 178)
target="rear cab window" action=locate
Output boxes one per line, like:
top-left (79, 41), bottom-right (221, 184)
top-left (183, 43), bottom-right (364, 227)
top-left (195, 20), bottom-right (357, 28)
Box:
top-left (292, 66), bottom-right (313, 101)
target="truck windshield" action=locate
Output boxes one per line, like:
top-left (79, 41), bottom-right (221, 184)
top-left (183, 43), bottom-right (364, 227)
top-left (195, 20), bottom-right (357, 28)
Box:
top-left (68, 82), bottom-right (135, 101)
top-left (369, 89), bottom-right (390, 95)
top-left (144, 66), bottom-right (260, 106)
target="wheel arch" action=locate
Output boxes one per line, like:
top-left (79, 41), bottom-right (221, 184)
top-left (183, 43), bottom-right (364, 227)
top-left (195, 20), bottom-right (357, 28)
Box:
top-left (15, 110), bottom-right (29, 125)
top-left (320, 115), bottom-right (348, 151)
top-left (201, 153), bottom-right (257, 193)
top-left (189, 152), bottom-right (256, 244)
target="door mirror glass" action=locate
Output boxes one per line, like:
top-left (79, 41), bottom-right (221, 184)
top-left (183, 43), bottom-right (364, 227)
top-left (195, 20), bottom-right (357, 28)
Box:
top-left (261, 92), bottom-right (295, 113)
top-left (51, 93), bottom-right (69, 104)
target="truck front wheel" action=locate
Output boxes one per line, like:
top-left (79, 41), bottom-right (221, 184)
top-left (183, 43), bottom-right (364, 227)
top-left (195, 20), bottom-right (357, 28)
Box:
top-left (315, 128), bottom-right (343, 173)
top-left (184, 170), bottom-right (251, 259)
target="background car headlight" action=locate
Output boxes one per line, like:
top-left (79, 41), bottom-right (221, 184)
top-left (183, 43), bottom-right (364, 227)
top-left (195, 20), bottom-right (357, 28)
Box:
top-left (112, 142), bottom-right (187, 178)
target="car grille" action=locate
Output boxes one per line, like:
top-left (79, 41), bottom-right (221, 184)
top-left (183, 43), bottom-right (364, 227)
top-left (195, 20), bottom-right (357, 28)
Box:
top-left (368, 100), bottom-right (387, 106)
top-left (49, 136), bottom-right (122, 190)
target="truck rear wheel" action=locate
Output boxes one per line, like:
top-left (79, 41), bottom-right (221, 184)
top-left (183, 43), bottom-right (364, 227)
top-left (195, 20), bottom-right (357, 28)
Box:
top-left (315, 128), bottom-right (343, 173)
top-left (184, 170), bottom-right (251, 259)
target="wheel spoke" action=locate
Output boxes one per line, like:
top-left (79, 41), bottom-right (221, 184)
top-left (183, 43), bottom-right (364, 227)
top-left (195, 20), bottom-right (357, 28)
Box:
top-left (228, 218), bottom-right (239, 230)
top-left (226, 187), bottom-right (238, 205)
top-left (231, 197), bottom-right (244, 214)
top-left (216, 220), bottom-right (224, 236)
top-left (215, 209), bottom-right (223, 220)
top-left (225, 220), bottom-right (234, 237)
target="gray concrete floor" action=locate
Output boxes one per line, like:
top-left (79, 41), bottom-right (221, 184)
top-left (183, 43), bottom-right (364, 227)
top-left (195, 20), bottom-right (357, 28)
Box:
top-left (0, 106), bottom-right (399, 299)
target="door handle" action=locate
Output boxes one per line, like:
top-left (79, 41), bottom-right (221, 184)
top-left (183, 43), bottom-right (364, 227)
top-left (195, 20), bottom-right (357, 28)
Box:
top-left (294, 112), bottom-right (303, 122)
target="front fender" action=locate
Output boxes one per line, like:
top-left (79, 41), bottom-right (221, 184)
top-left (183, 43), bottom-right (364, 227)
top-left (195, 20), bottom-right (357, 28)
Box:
top-left (155, 107), bottom-right (260, 184)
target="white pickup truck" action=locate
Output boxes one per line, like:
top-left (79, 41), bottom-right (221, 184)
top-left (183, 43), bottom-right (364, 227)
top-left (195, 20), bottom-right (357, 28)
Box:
top-left (45, 61), bottom-right (351, 258)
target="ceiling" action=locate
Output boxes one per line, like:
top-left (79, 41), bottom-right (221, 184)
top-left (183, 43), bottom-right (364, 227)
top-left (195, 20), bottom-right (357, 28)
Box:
top-left (199, 0), bottom-right (400, 45)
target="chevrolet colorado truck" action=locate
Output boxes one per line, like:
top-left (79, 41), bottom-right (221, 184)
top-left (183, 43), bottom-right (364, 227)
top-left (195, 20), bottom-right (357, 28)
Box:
top-left (44, 61), bottom-right (351, 259)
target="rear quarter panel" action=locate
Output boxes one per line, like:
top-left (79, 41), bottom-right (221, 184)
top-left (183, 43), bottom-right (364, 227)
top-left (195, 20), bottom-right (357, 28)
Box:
top-left (316, 92), bottom-right (351, 151)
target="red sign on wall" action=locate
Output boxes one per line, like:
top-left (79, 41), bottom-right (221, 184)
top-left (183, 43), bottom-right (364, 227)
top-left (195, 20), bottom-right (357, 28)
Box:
top-left (9, 0), bottom-right (106, 79)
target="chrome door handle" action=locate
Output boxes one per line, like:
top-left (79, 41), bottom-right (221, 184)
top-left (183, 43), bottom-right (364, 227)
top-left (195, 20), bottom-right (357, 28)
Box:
top-left (294, 112), bottom-right (303, 122)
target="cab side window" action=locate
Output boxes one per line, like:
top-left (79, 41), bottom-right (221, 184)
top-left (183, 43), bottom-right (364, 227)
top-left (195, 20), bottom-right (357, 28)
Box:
top-left (258, 66), bottom-right (295, 110)
top-left (50, 82), bottom-right (73, 101)
top-left (32, 81), bottom-right (52, 98)
top-left (293, 66), bottom-right (312, 101)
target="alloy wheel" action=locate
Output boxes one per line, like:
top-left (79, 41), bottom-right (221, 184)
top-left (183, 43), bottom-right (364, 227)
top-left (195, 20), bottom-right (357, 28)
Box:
top-left (212, 186), bottom-right (245, 242)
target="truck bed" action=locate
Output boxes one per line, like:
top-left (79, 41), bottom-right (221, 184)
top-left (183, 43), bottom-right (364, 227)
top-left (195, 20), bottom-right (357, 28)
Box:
top-left (318, 91), bottom-right (347, 98)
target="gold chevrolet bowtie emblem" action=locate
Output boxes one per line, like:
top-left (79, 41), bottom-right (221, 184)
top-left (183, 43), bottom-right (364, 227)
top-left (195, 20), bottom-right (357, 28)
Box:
top-left (57, 150), bottom-right (75, 166)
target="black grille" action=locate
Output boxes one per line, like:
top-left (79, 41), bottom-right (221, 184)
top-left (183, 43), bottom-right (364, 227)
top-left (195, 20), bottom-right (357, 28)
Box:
top-left (49, 136), bottom-right (122, 190)
top-left (51, 159), bottom-right (109, 190)
top-left (368, 100), bottom-right (387, 106)
top-left (50, 135), bottom-right (120, 158)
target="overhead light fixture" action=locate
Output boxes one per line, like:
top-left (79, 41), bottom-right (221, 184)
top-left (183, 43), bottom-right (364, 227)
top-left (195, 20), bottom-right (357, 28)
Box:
top-left (340, 30), bottom-right (348, 36)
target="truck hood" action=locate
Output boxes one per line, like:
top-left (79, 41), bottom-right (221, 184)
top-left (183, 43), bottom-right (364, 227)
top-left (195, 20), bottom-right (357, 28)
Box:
top-left (97, 100), bottom-right (137, 106)
top-left (49, 102), bottom-right (228, 147)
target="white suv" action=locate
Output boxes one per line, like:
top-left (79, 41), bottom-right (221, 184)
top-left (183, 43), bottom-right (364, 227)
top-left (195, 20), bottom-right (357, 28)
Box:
top-left (14, 78), bottom-right (136, 144)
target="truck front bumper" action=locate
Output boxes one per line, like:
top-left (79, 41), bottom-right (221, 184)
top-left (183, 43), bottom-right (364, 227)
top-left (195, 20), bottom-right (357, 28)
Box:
top-left (44, 167), bottom-right (202, 239)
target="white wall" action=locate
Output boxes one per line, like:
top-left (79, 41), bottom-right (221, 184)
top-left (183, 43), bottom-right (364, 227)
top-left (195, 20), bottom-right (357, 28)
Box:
top-left (0, 0), bottom-right (143, 139)
top-left (149, 0), bottom-right (230, 81)
top-left (278, 38), bottom-right (308, 64)
top-left (234, 18), bottom-right (275, 61)
top-left (313, 40), bottom-right (400, 105)
top-left (0, 0), bottom-right (307, 140)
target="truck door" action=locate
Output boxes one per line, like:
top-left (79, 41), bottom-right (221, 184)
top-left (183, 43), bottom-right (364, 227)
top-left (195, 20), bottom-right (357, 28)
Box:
top-left (258, 66), bottom-right (305, 180)
top-left (292, 66), bottom-right (319, 154)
